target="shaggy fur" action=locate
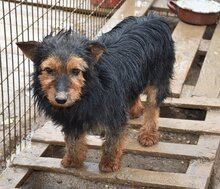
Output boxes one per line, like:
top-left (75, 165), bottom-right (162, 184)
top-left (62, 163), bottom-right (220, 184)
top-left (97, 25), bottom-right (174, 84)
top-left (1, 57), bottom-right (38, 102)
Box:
top-left (17, 13), bottom-right (175, 172)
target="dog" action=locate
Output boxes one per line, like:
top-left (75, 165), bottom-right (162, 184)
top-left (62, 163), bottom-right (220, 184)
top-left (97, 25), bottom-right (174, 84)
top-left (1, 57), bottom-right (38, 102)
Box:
top-left (17, 13), bottom-right (175, 172)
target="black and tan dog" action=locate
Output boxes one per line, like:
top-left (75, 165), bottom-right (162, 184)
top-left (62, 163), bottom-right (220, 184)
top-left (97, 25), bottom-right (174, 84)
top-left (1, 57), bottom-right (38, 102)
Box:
top-left (17, 13), bottom-right (175, 172)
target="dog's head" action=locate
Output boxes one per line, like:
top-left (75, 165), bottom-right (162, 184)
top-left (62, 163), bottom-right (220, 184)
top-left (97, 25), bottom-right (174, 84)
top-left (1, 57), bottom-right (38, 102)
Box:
top-left (17, 31), bottom-right (106, 108)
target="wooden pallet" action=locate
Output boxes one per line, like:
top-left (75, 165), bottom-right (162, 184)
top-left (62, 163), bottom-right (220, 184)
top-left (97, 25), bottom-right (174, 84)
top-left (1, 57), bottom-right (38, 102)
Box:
top-left (1, 0), bottom-right (220, 188)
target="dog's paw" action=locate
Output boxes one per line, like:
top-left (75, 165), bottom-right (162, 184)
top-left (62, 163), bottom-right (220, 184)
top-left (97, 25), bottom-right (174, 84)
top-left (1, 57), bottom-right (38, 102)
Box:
top-left (99, 159), bottom-right (120, 173)
top-left (61, 154), bottom-right (83, 168)
top-left (138, 127), bottom-right (159, 146)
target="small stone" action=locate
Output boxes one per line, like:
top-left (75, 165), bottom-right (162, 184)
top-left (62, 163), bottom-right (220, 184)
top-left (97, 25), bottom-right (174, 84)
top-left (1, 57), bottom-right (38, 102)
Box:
top-left (105, 185), bottom-right (109, 188)
top-left (181, 161), bottom-right (184, 164)
top-left (186, 140), bottom-right (191, 144)
top-left (177, 137), bottom-right (181, 141)
top-left (57, 179), bottom-right (63, 184)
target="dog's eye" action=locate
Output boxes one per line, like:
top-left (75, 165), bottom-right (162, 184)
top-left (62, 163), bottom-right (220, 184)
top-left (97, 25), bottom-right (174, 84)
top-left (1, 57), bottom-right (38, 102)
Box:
top-left (44, 67), bottom-right (53, 74)
top-left (71, 68), bottom-right (81, 76)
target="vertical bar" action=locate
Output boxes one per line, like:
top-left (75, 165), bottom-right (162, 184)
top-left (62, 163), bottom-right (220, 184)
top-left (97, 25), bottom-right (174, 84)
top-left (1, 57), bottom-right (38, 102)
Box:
top-left (2, 0), bottom-right (12, 160)
top-left (20, 0), bottom-right (27, 142)
top-left (8, 0), bottom-right (17, 153)
top-left (25, 0), bottom-right (32, 132)
top-left (0, 47), bottom-right (6, 161)
top-left (46, 0), bottom-right (49, 34)
top-left (54, 0), bottom-right (57, 33)
top-left (31, 0), bottom-right (37, 122)
top-left (14, 0), bottom-right (22, 150)
top-left (42, 0), bottom-right (44, 37)
top-left (36, 0), bottom-right (40, 41)
top-left (50, 0), bottom-right (53, 32)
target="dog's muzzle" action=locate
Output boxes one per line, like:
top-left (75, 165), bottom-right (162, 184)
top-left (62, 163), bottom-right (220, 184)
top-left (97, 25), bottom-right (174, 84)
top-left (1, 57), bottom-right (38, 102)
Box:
top-left (55, 92), bottom-right (68, 104)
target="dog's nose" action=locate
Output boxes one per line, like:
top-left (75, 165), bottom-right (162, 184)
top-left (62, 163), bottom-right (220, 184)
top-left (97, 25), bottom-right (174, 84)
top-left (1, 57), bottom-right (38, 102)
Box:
top-left (55, 92), bottom-right (67, 104)
top-left (55, 98), bottom-right (67, 104)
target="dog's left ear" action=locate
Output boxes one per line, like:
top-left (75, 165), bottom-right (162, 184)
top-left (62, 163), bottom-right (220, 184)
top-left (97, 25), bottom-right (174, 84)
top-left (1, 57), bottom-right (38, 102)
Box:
top-left (87, 42), bottom-right (106, 62)
top-left (16, 41), bottom-right (40, 62)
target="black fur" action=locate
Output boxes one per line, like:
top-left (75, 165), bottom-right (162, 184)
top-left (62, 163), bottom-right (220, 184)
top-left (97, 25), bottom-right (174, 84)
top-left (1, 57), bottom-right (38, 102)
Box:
top-left (32, 13), bottom-right (175, 137)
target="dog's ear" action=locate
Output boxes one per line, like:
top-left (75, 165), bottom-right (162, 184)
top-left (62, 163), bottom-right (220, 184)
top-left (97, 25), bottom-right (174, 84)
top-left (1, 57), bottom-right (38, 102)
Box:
top-left (87, 42), bottom-right (106, 62)
top-left (16, 41), bottom-right (40, 61)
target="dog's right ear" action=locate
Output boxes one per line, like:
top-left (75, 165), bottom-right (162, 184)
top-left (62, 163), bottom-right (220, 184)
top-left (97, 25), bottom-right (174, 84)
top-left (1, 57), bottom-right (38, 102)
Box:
top-left (16, 41), bottom-right (40, 61)
top-left (87, 41), bottom-right (106, 63)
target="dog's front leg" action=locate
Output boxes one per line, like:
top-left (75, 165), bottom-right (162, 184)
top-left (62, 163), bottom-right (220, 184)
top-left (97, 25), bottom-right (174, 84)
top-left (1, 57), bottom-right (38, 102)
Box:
top-left (61, 132), bottom-right (88, 168)
top-left (99, 129), bottom-right (127, 172)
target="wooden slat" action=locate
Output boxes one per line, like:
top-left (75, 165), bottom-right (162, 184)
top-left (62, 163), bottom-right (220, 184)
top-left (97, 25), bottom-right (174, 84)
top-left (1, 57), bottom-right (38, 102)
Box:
top-left (193, 24), bottom-right (220, 98)
top-left (151, 0), bottom-right (169, 11)
top-left (126, 139), bottom-right (217, 160)
top-left (187, 160), bottom-right (213, 178)
top-left (0, 167), bottom-right (32, 189)
top-left (0, 142), bottom-right (49, 188)
top-left (13, 156), bottom-right (206, 189)
top-left (98, 0), bottom-right (155, 34)
top-left (163, 97), bottom-right (220, 109)
top-left (171, 22), bottom-right (206, 97)
top-left (32, 123), bottom-right (219, 160)
top-left (140, 95), bottom-right (220, 109)
top-left (205, 110), bottom-right (220, 122)
top-left (186, 160), bottom-right (214, 189)
top-left (180, 84), bottom-right (195, 98)
top-left (129, 117), bottom-right (220, 135)
top-left (198, 39), bottom-right (211, 54)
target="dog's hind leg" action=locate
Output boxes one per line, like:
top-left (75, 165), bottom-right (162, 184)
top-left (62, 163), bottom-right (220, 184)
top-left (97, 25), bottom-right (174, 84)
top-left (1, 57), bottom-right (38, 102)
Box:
top-left (99, 129), bottom-right (127, 172)
top-left (61, 133), bottom-right (88, 168)
top-left (129, 96), bottom-right (144, 119)
top-left (138, 86), bottom-right (159, 146)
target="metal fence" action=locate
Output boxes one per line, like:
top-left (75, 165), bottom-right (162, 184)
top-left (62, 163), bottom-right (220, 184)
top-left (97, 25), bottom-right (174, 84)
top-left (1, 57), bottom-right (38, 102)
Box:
top-left (0, 0), bottom-right (123, 169)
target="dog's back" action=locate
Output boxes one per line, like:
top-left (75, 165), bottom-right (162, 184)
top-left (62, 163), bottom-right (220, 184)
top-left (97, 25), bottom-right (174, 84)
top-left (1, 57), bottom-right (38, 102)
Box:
top-left (97, 13), bottom-right (175, 104)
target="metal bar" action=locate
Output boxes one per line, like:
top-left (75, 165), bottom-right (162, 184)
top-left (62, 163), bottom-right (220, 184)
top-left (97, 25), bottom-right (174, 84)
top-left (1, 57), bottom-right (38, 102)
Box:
top-left (2, 0), bottom-right (12, 159)
top-left (0, 47), bottom-right (6, 161)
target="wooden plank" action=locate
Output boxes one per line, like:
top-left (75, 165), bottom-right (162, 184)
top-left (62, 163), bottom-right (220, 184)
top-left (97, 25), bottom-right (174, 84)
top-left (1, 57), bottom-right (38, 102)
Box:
top-left (140, 95), bottom-right (220, 109)
top-left (163, 96), bottom-right (220, 109)
top-left (98, 0), bottom-right (155, 34)
top-left (13, 156), bottom-right (206, 189)
top-left (187, 160), bottom-right (214, 189)
top-left (129, 117), bottom-right (220, 135)
top-left (187, 160), bottom-right (213, 178)
top-left (180, 84), bottom-right (195, 98)
top-left (205, 110), bottom-right (220, 122)
top-left (32, 122), bottom-right (219, 160)
top-left (0, 167), bottom-right (32, 189)
top-left (171, 22), bottom-right (206, 97)
top-left (151, 0), bottom-right (169, 11)
top-left (193, 24), bottom-right (220, 98)
top-left (0, 142), bottom-right (49, 188)
top-left (198, 39), bottom-right (211, 55)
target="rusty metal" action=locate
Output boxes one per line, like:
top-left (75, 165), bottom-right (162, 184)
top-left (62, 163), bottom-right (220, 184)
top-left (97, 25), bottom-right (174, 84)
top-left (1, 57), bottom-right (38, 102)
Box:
top-left (0, 0), bottom-right (120, 165)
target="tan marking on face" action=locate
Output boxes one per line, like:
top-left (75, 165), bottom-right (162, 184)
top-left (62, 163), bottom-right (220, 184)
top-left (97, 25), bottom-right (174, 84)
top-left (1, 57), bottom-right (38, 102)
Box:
top-left (38, 57), bottom-right (61, 104)
top-left (66, 57), bottom-right (88, 106)
top-left (66, 56), bottom-right (88, 72)
top-left (38, 56), bottom-right (88, 108)
top-left (40, 57), bottom-right (62, 73)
